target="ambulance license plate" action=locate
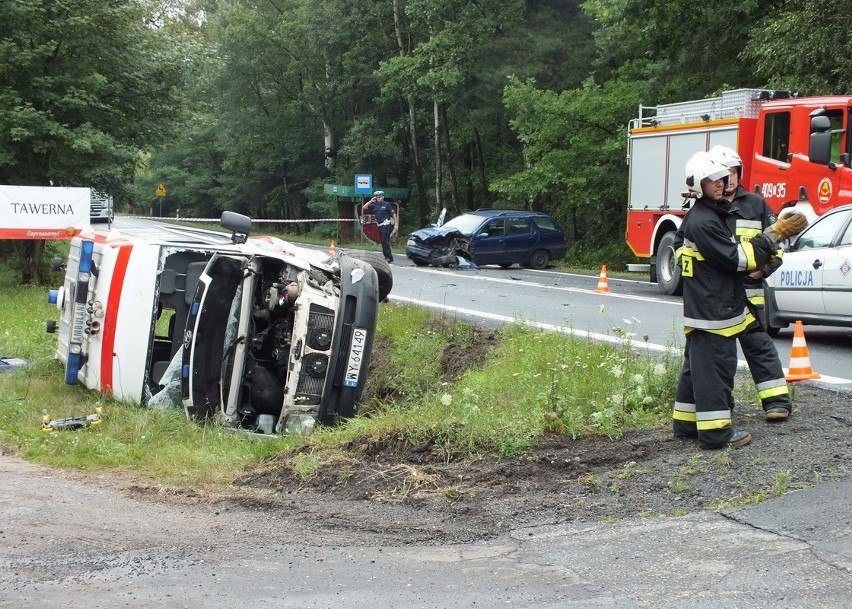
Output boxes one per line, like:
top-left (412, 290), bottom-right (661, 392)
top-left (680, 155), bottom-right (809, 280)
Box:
top-left (343, 327), bottom-right (368, 387)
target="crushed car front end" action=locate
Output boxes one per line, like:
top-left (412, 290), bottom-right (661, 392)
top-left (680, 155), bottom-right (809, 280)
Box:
top-left (405, 227), bottom-right (473, 267)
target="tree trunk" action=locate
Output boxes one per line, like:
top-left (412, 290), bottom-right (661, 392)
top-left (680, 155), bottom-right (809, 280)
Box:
top-left (464, 142), bottom-right (474, 211)
top-left (392, 0), bottom-right (428, 225)
top-left (434, 100), bottom-right (443, 217)
top-left (473, 127), bottom-right (489, 204)
top-left (323, 121), bottom-right (335, 174)
top-left (12, 240), bottom-right (46, 284)
top-left (438, 103), bottom-right (459, 217)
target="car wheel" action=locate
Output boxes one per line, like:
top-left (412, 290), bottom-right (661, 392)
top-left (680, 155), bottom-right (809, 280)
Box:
top-left (343, 250), bottom-right (393, 301)
top-left (656, 231), bottom-right (683, 295)
top-left (763, 286), bottom-right (786, 337)
top-left (410, 257), bottom-right (428, 267)
top-left (528, 250), bottom-right (550, 270)
top-left (499, 263), bottom-right (513, 269)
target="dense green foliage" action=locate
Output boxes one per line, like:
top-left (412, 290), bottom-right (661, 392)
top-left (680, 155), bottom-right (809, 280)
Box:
top-left (3, 0), bottom-right (850, 275)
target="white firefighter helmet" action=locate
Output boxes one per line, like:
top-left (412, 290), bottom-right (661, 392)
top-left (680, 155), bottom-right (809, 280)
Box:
top-left (709, 145), bottom-right (743, 174)
top-left (684, 151), bottom-right (729, 198)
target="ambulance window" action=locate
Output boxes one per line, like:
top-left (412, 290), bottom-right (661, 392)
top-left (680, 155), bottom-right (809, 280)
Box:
top-left (762, 112), bottom-right (790, 162)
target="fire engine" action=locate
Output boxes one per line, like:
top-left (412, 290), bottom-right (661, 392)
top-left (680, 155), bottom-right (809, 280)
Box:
top-left (46, 213), bottom-right (390, 435)
top-left (626, 88), bottom-right (852, 294)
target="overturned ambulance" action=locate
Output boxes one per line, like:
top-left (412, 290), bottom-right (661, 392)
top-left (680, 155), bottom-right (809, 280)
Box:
top-left (47, 212), bottom-right (391, 435)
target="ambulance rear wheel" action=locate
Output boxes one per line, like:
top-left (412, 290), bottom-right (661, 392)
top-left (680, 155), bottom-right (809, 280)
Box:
top-left (344, 250), bottom-right (393, 301)
top-left (656, 231), bottom-right (683, 296)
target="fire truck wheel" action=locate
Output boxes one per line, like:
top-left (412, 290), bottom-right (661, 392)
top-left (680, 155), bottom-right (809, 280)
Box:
top-left (656, 231), bottom-right (683, 296)
top-left (344, 250), bottom-right (393, 301)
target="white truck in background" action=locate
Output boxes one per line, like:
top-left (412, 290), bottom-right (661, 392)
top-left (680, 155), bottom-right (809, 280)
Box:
top-left (89, 190), bottom-right (113, 224)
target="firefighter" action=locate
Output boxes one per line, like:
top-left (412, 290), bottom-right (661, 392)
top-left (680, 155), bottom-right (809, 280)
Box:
top-left (709, 145), bottom-right (793, 420)
top-left (672, 151), bottom-right (806, 449)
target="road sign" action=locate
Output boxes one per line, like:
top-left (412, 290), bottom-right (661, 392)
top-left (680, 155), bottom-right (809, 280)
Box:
top-left (354, 174), bottom-right (372, 196)
top-left (155, 184), bottom-right (167, 197)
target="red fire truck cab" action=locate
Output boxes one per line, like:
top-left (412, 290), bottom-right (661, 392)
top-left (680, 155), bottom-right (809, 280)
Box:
top-left (626, 88), bottom-right (852, 294)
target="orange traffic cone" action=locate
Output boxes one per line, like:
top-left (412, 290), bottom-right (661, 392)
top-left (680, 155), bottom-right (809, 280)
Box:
top-left (784, 320), bottom-right (821, 381)
top-left (328, 240), bottom-right (336, 256)
top-left (594, 265), bottom-right (611, 293)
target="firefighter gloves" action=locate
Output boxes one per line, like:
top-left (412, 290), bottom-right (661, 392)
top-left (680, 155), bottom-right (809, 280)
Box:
top-left (763, 212), bottom-right (808, 247)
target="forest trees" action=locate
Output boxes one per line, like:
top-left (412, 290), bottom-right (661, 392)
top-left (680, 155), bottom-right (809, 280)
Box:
top-left (3, 0), bottom-right (850, 282)
top-left (0, 0), bottom-right (197, 282)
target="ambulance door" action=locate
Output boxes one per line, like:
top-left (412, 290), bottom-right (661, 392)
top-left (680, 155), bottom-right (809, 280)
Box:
top-left (182, 253), bottom-right (253, 421)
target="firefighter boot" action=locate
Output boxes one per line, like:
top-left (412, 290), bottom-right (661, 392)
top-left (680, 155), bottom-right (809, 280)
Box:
top-left (699, 430), bottom-right (752, 450)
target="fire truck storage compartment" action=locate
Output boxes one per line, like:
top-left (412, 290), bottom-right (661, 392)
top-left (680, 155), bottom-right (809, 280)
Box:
top-left (629, 127), bottom-right (738, 213)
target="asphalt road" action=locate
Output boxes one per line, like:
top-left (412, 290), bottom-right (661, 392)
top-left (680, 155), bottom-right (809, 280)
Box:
top-left (1, 454), bottom-right (850, 608)
top-left (384, 256), bottom-right (852, 390)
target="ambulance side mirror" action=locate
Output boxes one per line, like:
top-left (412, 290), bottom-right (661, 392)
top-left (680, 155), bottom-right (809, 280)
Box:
top-left (221, 211), bottom-right (252, 244)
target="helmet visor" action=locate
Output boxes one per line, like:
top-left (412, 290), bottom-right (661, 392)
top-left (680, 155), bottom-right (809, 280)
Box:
top-left (705, 168), bottom-right (729, 183)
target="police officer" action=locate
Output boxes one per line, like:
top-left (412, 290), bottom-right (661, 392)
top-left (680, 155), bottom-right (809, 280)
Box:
top-left (709, 145), bottom-right (793, 421)
top-left (672, 151), bottom-right (806, 449)
top-left (363, 191), bottom-right (398, 263)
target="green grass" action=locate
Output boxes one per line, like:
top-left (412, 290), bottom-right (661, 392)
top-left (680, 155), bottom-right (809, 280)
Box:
top-left (0, 280), bottom-right (681, 489)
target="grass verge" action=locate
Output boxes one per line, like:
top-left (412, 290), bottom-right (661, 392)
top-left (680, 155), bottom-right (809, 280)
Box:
top-left (1, 283), bottom-right (681, 490)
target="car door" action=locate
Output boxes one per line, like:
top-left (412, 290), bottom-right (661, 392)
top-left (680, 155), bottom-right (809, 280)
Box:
top-left (503, 217), bottom-right (537, 264)
top-left (774, 210), bottom-right (849, 315)
top-left (471, 218), bottom-right (506, 265)
top-left (818, 209), bottom-right (852, 316)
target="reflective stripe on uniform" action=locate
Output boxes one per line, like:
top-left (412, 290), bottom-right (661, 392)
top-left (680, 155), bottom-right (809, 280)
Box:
top-left (735, 219), bottom-right (762, 241)
top-left (755, 378), bottom-right (789, 400)
top-left (738, 241), bottom-right (758, 272)
top-left (681, 238), bottom-right (704, 261)
top-left (672, 400), bottom-right (696, 423)
top-left (684, 309), bottom-right (755, 336)
top-left (695, 408), bottom-right (732, 431)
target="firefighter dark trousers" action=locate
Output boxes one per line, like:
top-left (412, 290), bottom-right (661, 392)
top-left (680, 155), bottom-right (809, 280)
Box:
top-left (673, 331), bottom-right (738, 446)
top-left (738, 323), bottom-right (791, 413)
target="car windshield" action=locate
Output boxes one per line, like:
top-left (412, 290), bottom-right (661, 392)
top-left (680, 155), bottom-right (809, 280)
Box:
top-left (793, 209), bottom-right (851, 251)
top-left (442, 214), bottom-right (485, 234)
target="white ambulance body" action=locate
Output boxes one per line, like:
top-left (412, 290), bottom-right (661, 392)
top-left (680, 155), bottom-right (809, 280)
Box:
top-left (49, 213), bottom-right (383, 434)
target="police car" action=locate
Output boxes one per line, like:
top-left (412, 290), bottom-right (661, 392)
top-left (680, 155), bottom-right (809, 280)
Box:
top-left (765, 204), bottom-right (852, 336)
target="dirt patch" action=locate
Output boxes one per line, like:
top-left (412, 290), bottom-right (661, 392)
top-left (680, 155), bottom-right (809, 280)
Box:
top-left (229, 382), bottom-right (852, 545)
top-left (439, 326), bottom-right (497, 382)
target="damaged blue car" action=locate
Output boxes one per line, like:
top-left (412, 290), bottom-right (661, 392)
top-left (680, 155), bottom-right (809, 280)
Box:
top-left (405, 209), bottom-right (567, 269)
